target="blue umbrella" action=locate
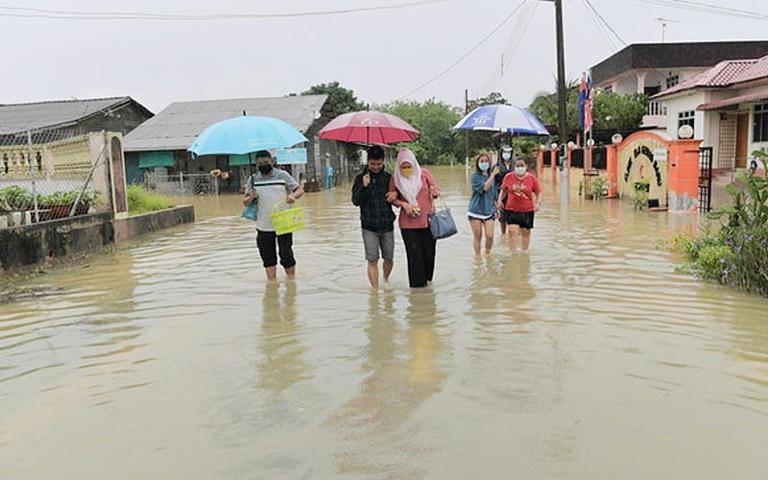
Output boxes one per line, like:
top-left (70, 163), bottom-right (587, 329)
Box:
top-left (188, 116), bottom-right (308, 156)
top-left (453, 104), bottom-right (549, 135)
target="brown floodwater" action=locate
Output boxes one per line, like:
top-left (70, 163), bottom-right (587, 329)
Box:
top-left (1, 167), bottom-right (767, 479)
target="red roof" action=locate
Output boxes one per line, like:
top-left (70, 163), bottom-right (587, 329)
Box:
top-left (697, 87), bottom-right (768, 111)
top-left (656, 59), bottom-right (757, 98)
top-left (732, 55), bottom-right (768, 84)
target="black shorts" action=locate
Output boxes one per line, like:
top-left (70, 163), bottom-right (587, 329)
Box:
top-left (501, 210), bottom-right (535, 229)
top-left (256, 230), bottom-right (296, 268)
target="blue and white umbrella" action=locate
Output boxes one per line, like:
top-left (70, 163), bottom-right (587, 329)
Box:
top-left (453, 104), bottom-right (549, 135)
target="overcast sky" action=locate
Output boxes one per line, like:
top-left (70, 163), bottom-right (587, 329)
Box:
top-left (1, 0), bottom-right (766, 113)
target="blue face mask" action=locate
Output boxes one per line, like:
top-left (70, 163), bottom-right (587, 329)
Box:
top-left (478, 162), bottom-right (490, 172)
top-left (515, 166), bottom-right (527, 176)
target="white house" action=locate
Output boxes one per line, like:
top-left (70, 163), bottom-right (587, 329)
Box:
top-left (589, 41), bottom-right (768, 129)
top-left (653, 55), bottom-right (768, 170)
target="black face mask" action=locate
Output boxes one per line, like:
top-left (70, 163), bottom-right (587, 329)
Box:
top-left (258, 164), bottom-right (273, 175)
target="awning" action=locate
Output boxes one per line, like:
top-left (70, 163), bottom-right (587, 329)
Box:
top-left (138, 151), bottom-right (175, 168)
top-left (698, 89), bottom-right (768, 111)
top-left (228, 154), bottom-right (252, 166)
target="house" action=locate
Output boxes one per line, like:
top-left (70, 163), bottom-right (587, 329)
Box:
top-left (0, 96), bottom-right (153, 136)
top-left (123, 95), bottom-right (340, 190)
top-left (652, 54), bottom-right (768, 170)
top-left (590, 41), bottom-right (768, 128)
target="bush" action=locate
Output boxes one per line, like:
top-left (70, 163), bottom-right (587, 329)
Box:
top-left (0, 185), bottom-right (33, 210)
top-left (588, 175), bottom-right (609, 199)
top-left (127, 185), bottom-right (175, 215)
top-left (681, 171), bottom-right (768, 296)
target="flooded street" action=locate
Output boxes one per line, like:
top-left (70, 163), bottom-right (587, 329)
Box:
top-left (2, 167), bottom-right (767, 479)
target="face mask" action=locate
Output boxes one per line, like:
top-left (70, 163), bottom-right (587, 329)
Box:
top-left (515, 166), bottom-right (527, 176)
top-left (258, 164), bottom-right (273, 175)
top-left (502, 152), bottom-right (511, 161)
top-left (400, 166), bottom-right (413, 178)
top-left (478, 162), bottom-right (490, 172)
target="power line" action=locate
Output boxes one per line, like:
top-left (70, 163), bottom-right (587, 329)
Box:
top-left (583, 0), bottom-right (628, 46)
top-left (479, 0), bottom-right (538, 95)
top-left (632, 0), bottom-right (768, 21)
top-left (402, 1), bottom-right (528, 99)
top-left (0, 0), bottom-right (453, 21)
top-left (581, 0), bottom-right (620, 52)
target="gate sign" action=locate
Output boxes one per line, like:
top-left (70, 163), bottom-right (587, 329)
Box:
top-left (276, 148), bottom-right (307, 165)
top-left (618, 136), bottom-right (669, 207)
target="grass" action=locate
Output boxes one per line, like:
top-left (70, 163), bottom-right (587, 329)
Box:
top-left (127, 185), bottom-right (175, 215)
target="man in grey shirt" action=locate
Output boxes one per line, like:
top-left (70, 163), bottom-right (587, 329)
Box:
top-left (243, 150), bottom-right (304, 280)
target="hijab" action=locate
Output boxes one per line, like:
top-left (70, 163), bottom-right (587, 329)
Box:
top-left (393, 148), bottom-right (423, 204)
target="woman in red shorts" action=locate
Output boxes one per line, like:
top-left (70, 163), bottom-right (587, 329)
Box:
top-left (497, 157), bottom-right (542, 252)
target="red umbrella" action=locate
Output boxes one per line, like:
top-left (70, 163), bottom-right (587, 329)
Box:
top-left (318, 111), bottom-right (419, 144)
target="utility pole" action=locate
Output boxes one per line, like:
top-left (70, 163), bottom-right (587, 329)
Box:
top-left (554, 0), bottom-right (568, 148)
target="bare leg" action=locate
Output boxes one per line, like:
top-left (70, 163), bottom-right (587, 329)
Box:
top-left (500, 220), bottom-right (507, 235)
top-left (508, 225), bottom-right (520, 252)
top-left (383, 259), bottom-right (394, 282)
top-left (520, 228), bottom-right (532, 251)
top-left (367, 261), bottom-right (379, 289)
top-left (470, 219), bottom-right (483, 256)
top-left (265, 266), bottom-right (277, 280)
top-left (284, 266), bottom-right (296, 278)
top-left (483, 220), bottom-right (495, 254)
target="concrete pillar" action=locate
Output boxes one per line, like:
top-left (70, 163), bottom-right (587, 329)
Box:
top-left (637, 71), bottom-right (647, 94)
top-left (607, 144), bottom-right (619, 198)
top-left (550, 149), bottom-right (558, 179)
top-left (584, 146), bottom-right (593, 173)
top-left (668, 139), bottom-right (703, 212)
top-left (536, 150), bottom-right (544, 176)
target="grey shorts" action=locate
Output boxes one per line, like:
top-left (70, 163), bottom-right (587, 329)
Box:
top-left (362, 229), bottom-right (394, 262)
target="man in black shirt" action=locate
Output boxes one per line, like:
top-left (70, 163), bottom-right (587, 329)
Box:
top-left (352, 146), bottom-right (396, 289)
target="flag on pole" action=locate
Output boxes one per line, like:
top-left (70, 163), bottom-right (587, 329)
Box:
top-left (577, 73), bottom-right (594, 133)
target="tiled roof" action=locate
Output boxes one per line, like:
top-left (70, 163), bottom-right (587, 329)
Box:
top-left (657, 60), bottom-right (757, 98)
top-left (0, 97), bottom-right (138, 134)
top-left (732, 55), bottom-right (768, 84)
top-left (124, 95), bottom-right (329, 152)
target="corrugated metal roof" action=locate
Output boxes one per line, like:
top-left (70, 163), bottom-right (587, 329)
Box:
top-left (124, 95), bottom-right (329, 152)
top-left (0, 96), bottom-right (133, 134)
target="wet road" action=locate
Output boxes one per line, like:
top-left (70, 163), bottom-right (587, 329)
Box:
top-left (1, 167), bottom-right (767, 479)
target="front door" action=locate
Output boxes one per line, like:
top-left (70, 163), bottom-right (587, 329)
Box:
top-left (736, 113), bottom-right (750, 168)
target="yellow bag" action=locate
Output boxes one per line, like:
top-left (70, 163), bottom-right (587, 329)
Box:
top-left (270, 201), bottom-right (305, 235)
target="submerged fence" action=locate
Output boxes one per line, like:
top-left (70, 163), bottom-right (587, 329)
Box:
top-left (144, 172), bottom-right (220, 196)
top-left (0, 129), bottom-right (112, 228)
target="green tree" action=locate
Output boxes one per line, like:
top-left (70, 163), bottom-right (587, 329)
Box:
top-left (301, 81), bottom-right (364, 115)
top-left (467, 91), bottom-right (509, 111)
top-left (528, 87), bottom-right (648, 137)
top-left (593, 91), bottom-right (648, 131)
top-left (379, 99), bottom-right (463, 165)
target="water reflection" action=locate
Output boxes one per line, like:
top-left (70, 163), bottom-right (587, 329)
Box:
top-left (327, 290), bottom-right (445, 478)
top-left (257, 281), bottom-right (307, 394)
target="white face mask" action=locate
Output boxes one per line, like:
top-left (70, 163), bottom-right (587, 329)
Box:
top-left (502, 152), bottom-right (511, 161)
top-left (515, 166), bottom-right (527, 176)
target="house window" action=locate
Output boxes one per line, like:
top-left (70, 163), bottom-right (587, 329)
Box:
top-left (666, 74), bottom-right (680, 89)
top-left (678, 110), bottom-right (695, 132)
top-left (753, 103), bottom-right (768, 142)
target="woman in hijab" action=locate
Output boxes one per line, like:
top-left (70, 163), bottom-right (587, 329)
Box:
top-left (387, 148), bottom-right (441, 288)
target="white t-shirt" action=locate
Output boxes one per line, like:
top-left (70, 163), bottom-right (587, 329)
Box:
top-left (245, 169), bottom-right (300, 232)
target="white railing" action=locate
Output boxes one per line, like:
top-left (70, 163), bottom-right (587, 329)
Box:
top-left (647, 101), bottom-right (667, 116)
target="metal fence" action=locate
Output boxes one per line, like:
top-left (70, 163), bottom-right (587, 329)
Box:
top-left (0, 129), bottom-right (110, 229)
top-left (144, 172), bottom-right (220, 196)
